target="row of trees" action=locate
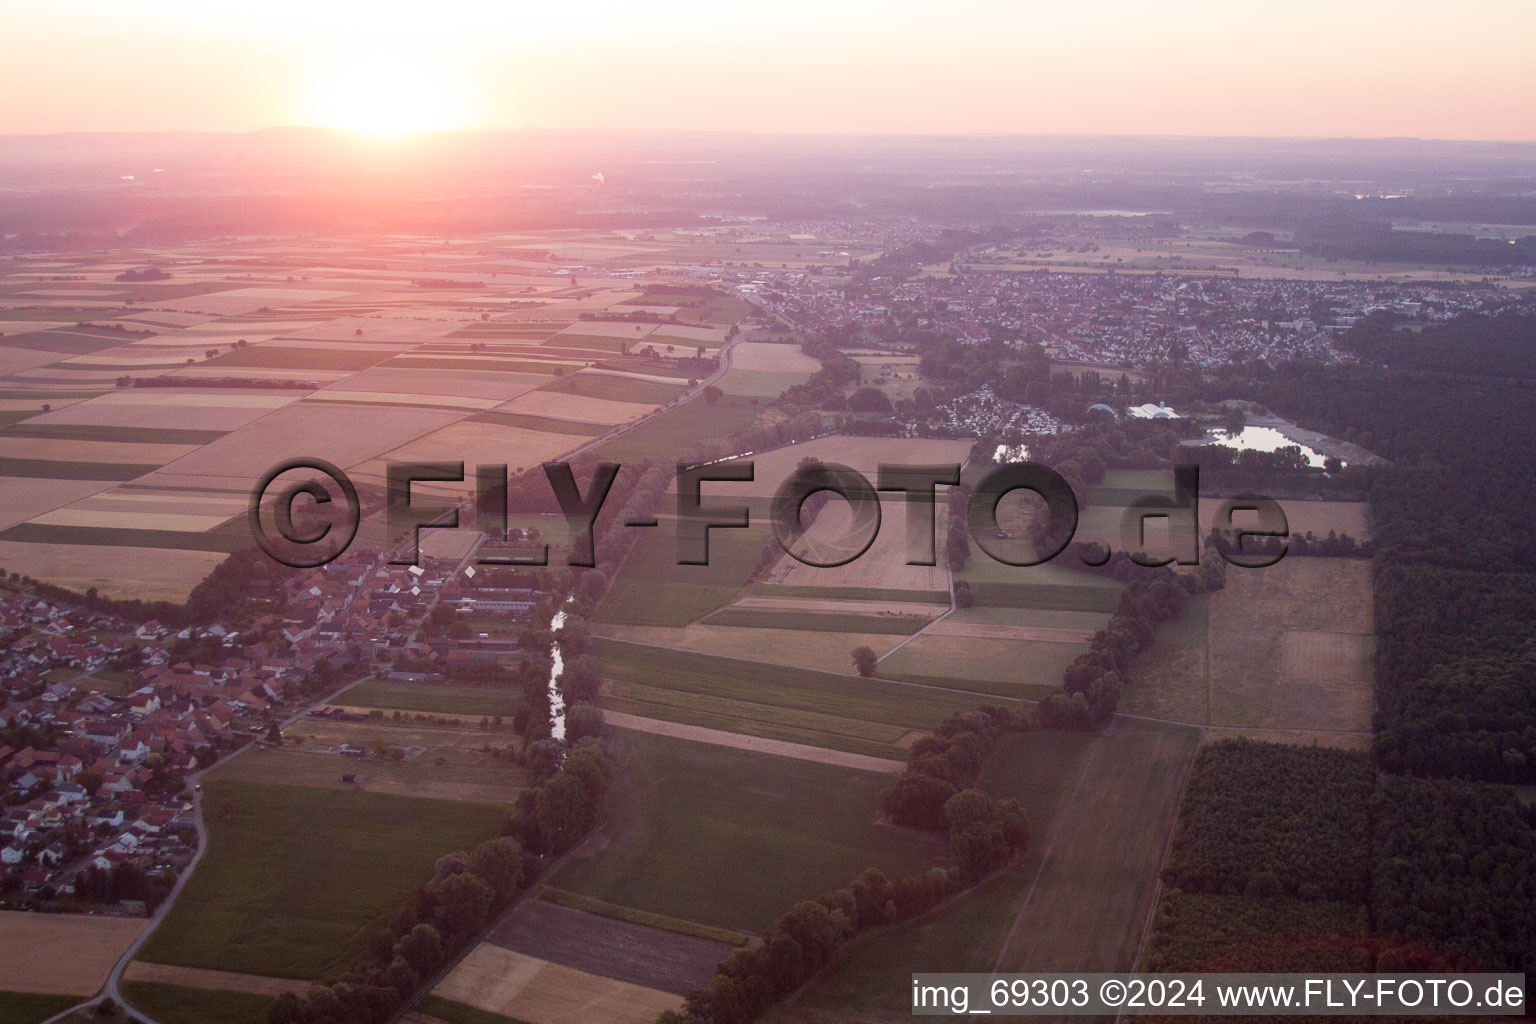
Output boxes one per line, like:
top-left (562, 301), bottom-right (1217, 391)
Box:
top-left (1039, 550), bottom-right (1218, 730)
top-left (266, 834), bottom-right (533, 1024)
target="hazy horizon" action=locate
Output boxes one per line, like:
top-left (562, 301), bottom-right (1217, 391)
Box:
top-left (4, 0), bottom-right (1534, 141)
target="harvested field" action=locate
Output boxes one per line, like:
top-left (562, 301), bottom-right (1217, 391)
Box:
top-left (28, 508), bottom-right (230, 533)
top-left (203, 346), bottom-right (394, 371)
top-left (152, 403), bottom-right (461, 487)
top-left (496, 390), bottom-right (656, 424)
top-left (326, 367), bottom-right (549, 402)
top-left (725, 342), bottom-right (819, 372)
top-left (556, 321), bottom-right (657, 339)
top-left (433, 944), bottom-right (680, 1024)
top-left (25, 390), bottom-right (300, 431)
top-left (0, 541), bottom-right (227, 602)
top-left (353, 420), bottom-right (583, 491)
top-left (0, 477), bottom-right (113, 531)
top-left (487, 900), bottom-right (732, 995)
top-left (0, 910), bottom-right (145, 996)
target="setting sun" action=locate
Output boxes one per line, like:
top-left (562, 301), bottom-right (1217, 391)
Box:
top-left (310, 53), bottom-right (472, 138)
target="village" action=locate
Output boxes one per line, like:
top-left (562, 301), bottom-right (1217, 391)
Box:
top-left (0, 525), bottom-right (548, 917)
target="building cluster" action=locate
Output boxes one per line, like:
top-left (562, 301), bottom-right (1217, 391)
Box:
top-left (0, 527), bottom-right (548, 913)
top-left (735, 252), bottom-right (1517, 370)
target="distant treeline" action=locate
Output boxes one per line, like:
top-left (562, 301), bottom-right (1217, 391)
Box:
top-left (1342, 309), bottom-right (1536, 379)
top-left (1256, 322), bottom-right (1536, 783)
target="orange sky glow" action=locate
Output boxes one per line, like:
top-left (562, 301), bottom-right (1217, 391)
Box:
top-left (1, 0), bottom-right (1532, 140)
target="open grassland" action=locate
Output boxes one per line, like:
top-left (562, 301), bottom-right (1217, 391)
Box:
top-left (1123, 557), bottom-right (1374, 742)
top-left (120, 982), bottom-right (277, 1024)
top-left (137, 780), bottom-right (511, 979)
top-left (765, 720), bottom-right (1201, 1023)
top-left (338, 680), bottom-right (521, 717)
top-left (594, 638), bottom-right (988, 756)
top-left (208, 718), bottom-right (525, 803)
top-left (552, 730), bottom-right (939, 934)
top-left (0, 910), bottom-right (146, 996)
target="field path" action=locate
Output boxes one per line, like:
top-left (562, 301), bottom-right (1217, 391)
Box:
top-left (875, 563), bottom-right (956, 664)
top-left (120, 962), bottom-right (311, 997)
top-left (606, 712), bottom-right (904, 774)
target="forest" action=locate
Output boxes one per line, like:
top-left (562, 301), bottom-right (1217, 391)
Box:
top-left (1147, 741), bottom-right (1536, 976)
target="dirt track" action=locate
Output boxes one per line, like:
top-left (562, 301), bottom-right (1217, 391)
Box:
top-left (122, 961), bottom-right (311, 997)
top-left (605, 711), bottom-right (904, 774)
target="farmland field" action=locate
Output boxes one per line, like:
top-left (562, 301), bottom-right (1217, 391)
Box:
top-left (431, 944), bottom-right (678, 1024)
top-left (136, 780), bottom-right (511, 979)
top-left (120, 982), bottom-right (277, 1024)
top-left (763, 719), bottom-right (1202, 1023)
top-left (551, 729), bottom-right (939, 934)
top-left (594, 637), bottom-right (989, 756)
top-left (337, 680), bottom-right (521, 717)
top-left (207, 717), bottom-right (526, 803)
top-left (0, 910), bottom-right (145, 997)
top-left (1122, 557), bottom-right (1374, 743)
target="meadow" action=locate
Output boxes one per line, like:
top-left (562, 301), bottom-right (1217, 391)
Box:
top-left (136, 780), bottom-right (511, 979)
top-left (550, 730), bottom-right (939, 934)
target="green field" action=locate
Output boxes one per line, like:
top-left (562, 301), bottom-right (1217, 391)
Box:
top-left (0, 458), bottom-right (160, 480)
top-left (752, 585), bottom-right (949, 604)
top-left (770, 720), bottom-right (1202, 1022)
top-left (205, 346), bottom-right (396, 371)
top-left (338, 679), bottom-right (521, 718)
top-left (879, 639), bottom-right (1083, 700)
top-left (0, 992), bottom-right (81, 1024)
top-left (383, 356), bottom-right (562, 375)
top-left (120, 983), bottom-right (275, 1024)
top-left (594, 510), bottom-right (767, 626)
top-left (0, 329), bottom-right (128, 354)
top-left (551, 730), bottom-right (937, 934)
top-left (700, 608), bottom-right (926, 635)
top-left (417, 995), bottom-right (532, 1024)
top-left (136, 780), bottom-right (511, 979)
top-left (468, 411), bottom-right (607, 436)
top-left (595, 638), bottom-right (989, 756)
top-left (0, 523), bottom-right (242, 552)
top-left (589, 393), bottom-right (760, 463)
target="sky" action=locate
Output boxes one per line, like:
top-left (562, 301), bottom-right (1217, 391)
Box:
top-left (1, 0), bottom-right (1532, 140)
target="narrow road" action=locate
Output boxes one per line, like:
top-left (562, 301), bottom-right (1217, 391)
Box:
top-left (40, 676), bottom-right (373, 1024)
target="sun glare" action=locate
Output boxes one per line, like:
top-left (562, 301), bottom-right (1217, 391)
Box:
top-left (311, 54), bottom-right (471, 138)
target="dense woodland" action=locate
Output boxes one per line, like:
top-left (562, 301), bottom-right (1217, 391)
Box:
top-left (1254, 319), bottom-right (1536, 783)
top-left (1149, 742), bottom-right (1536, 976)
